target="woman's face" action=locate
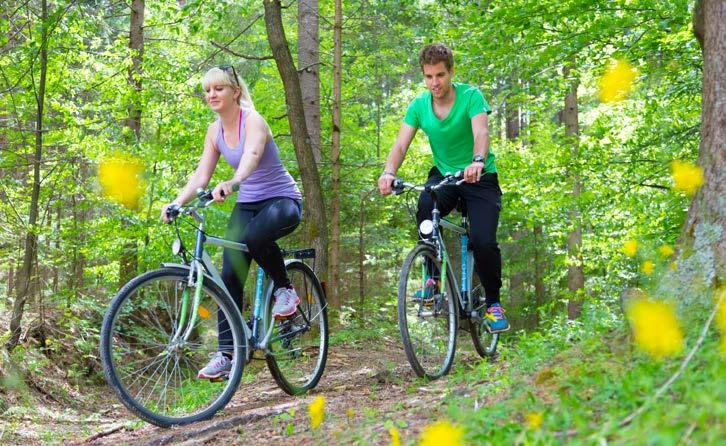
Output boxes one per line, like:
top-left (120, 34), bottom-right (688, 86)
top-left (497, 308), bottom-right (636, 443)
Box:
top-left (205, 84), bottom-right (239, 112)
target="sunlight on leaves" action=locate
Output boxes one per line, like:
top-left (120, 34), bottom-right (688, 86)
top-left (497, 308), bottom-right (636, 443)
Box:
top-left (671, 160), bottom-right (703, 195)
top-left (308, 396), bottom-right (325, 429)
top-left (626, 298), bottom-right (683, 359)
top-left (389, 426), bottom-right (402, 446)
top-left (598, 59), bottom-right (637, 103)
top-left (98, 155), bottom-right (145, 209)
top-left (623, 239), bottom-right (638, 258)
top-left (419, 420), bottom-right (464, 446)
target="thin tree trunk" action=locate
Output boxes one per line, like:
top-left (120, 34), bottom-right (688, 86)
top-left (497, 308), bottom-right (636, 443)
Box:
top-left (358, 192), bottom-right (369, 304)
top-left (298, 0), bottom-right (320, 163)
top-left (264, 0), bottom-right (328, 281)
top-left (328, 0), bottom-right (342, 309)
top-left (7, 0), bottom-right (48, 351)
top-left (533, 224), bottom-right (545, 327)
top-left (686, 0), bottom-right (725, 280)
top-left (563, 61), bottom-right (585, 320)
top-left (119, 0), bottom-right (145, 287)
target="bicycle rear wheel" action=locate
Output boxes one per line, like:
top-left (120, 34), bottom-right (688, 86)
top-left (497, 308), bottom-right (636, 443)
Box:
top-left (266, 260), bottom-right (328, 395)
top-left (469, 284), bottom-right (500, 360)
top-left (100, 267), bottom-right (246, 427)
top-left (398, 244), bottom-right (458, 379)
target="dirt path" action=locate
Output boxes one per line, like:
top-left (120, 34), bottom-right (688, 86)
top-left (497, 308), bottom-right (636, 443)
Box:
top-left (61, 335), bottom-right (484, 446)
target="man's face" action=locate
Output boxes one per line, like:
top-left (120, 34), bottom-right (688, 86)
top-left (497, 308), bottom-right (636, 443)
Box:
top-left (422, 61), bottom-right (454, 100)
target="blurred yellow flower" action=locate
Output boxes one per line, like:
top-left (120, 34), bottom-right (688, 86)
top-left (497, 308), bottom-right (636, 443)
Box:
top-left (658, 245), bottom-right (675, 258)
top-left (390, 427), bottom-right (402, 446)
top-left (598, 59), bottom-right (637, 103)
top-left (98, 155), bottom-right (145, 209)
top-left (419, 420), bottom-right (464, 446)
top-left (641, 260), bottom-right (655, 276)
top-left (670, 261), bottom-right (677, 271)
top-left (626, 298), bottom-right (683, 359)
top-left (525, 412), bottom-right (544, 430)
top-left (623, 239), bottom-right (638, 257)
top-left (671, 160), bottom-right (704, 195)
top-left (346, 408), bottom-right (354, 420)
top-left (197, 305), bottom-right (210, 320)
top-left (715, 287), bottom-right (726, 355)
top-left (308, 396), bottom-right (325, 429)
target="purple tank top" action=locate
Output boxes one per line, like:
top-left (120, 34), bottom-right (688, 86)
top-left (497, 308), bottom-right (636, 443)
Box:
top-left (216, 109), bottom-right (302, 203)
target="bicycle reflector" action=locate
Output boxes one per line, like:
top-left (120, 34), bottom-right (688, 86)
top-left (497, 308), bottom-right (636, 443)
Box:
top-left (419, 219), bottom-right (434, 236)
top-left (172, 238), bottom-right (184, 255)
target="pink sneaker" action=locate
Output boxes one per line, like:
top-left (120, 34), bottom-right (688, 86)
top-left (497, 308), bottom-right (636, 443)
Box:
top-left (272, 287), bottom-right (300, 318)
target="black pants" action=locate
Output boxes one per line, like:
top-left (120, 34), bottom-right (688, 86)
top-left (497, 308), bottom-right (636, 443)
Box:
top-left (416, 166), bottom-right (502, 305)
top-left (218, 197), bottom-right (302, 352)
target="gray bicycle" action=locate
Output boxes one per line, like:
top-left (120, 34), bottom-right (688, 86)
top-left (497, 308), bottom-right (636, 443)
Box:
top-left (100, 188), bottom-right (328, 427)
top-left (393, 173), bottom-right (499, 380)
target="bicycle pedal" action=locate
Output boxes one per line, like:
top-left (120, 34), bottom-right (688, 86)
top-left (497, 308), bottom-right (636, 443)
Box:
top-left (208, 375), bottom-right (229, 382)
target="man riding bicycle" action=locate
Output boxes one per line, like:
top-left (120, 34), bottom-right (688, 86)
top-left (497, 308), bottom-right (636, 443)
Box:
top-left (378, 43), bottom-right (509, 333)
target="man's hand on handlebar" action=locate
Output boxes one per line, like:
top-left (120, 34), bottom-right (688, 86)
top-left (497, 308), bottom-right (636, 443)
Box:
top-left (378, 172), bottom-right (396, 195)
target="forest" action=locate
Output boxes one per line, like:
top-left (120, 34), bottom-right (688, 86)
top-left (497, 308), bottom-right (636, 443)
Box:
top-left (0, 0), bottom-right (724, 444)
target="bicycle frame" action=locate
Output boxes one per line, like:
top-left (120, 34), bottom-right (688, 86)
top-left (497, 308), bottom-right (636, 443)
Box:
top-left (163, 206), bottom-right (277, 364)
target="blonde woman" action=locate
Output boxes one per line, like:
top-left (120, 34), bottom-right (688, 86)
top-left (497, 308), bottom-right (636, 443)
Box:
top-left (161, 65), bottom-right (303, 379)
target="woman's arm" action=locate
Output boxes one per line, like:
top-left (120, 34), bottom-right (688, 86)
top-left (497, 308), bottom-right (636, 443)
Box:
top-left (161, 124), bottom-right (220, 221)
top-left (211, 111), bottom-right (268, 201)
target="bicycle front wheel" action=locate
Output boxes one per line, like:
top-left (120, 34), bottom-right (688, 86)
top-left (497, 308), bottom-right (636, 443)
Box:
top-left (398, 244), bottom-right (458, 379)
top-left (100, 267), bottom-right (246, 427)
top-left (266, 260), bottom-right (328, 395)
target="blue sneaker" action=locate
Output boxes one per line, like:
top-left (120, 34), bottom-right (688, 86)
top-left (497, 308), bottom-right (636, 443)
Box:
top-left (484, 303), bottom-right (510, 333)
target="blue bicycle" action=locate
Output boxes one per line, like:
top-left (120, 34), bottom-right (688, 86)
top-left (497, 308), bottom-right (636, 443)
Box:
top-left (393, 173), bottom-right (499, 380)
top-left (100, 188), bottom-right (328, 427)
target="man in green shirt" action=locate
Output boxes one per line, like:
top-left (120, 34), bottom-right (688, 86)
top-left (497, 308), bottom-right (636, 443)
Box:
top-left (378, 43), bottom-right (509, 333)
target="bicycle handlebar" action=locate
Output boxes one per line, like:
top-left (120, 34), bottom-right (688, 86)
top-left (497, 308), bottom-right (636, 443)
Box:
top-left (392, 171), bottom-right (465, 195)
top-left (165, 183), bottom-right (240, 222)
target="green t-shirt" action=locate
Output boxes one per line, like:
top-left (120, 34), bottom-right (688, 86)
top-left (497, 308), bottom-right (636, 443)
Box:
top-left (404, 82), bottom-right (496, 175)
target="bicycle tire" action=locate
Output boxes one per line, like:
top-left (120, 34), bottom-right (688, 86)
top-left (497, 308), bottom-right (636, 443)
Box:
top-left (266, 260), bottom-right (329, 395)
top-left (398, 244), bottom-right (458, 379)
top-left (100, 267), bottom-right (246, 427)
top-left (468, 284), bottom-right (500, 360)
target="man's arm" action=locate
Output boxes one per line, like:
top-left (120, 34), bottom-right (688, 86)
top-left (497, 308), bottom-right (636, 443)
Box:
top-left (378, 123), bottom-right (417, 195)
top-left (463, 113), bottom-right (489, 183)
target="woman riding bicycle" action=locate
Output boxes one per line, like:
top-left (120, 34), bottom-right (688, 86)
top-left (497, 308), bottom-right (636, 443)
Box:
top-left (161, 65), bottom-right (303, 379)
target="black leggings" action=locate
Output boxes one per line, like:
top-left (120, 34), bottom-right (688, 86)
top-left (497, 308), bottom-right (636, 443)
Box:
top-left (218, 197), bottom-right (302, 352)
top-left (416, 167), bottom-right (502, 305)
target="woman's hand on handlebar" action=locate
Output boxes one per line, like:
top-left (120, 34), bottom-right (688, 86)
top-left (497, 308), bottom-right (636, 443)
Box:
top-left (212, 179), bottom-right (240, 202)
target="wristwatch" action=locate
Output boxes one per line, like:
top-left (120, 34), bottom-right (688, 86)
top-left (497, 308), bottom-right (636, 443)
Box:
top-left (472, 155), bottom-right (485, 164)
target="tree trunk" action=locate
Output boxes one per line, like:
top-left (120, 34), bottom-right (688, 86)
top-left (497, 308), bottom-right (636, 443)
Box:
top-left (298, 0), bottom-right (321, 163)
top-left (533, 224), bottom-right (545, 327)
top-left (328, 0), bottom-right (342, 309)
top-left (264, 0), bottom-right (329, 281)
top-left (563, 61), bottom-right (585, 320)
top-left (119, 0), bottom-right (145, 287)
top-left (685, 0), bottom-right (725, 281)
top-left (7, 0), bottom-right (48, 351)
top-left (358, 192), bottom-right (370, 304)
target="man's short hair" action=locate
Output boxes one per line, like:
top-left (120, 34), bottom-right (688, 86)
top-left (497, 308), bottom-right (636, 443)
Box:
top-left (419, 43), bottom-right (454, 71)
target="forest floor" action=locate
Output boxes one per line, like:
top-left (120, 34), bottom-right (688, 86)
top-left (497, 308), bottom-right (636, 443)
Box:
top-left (2, 326), bottom-right (495, 446)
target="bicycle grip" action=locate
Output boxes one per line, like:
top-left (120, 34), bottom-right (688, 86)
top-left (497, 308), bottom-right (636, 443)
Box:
top-left (392, 179), bottom-right (404, 195)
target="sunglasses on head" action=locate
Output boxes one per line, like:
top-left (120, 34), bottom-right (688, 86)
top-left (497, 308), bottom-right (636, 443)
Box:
top-left (218, 65), bottom-right (240, 87)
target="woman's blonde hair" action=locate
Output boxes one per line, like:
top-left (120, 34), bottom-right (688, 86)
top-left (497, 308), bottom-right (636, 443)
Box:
top-left (201, 66), bottom-right (254, 109)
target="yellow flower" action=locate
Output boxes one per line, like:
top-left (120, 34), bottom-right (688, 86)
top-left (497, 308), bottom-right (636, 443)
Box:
top-left (641, 260), bottom-right (655, 276)
top-left (623, 239), bottom-right (638, 257)
top-left (197, 305), bottom-right (210, 320)
top-left (715, 287), bottom-right (726, 355)
top-left (626, 298), bottom-right (684, 359)
top-left (346, 408), bottom-right (355, 420)
top-left (658, 245), bottom-right (675, 258)
top-left (525, 412), bottom-right (544, 430)
top-left (670, 261), bottom-right (677, 271)
top-left (671, 160), bottom-right (704, 195)
top-left (98, 155), bottom-right (145, 209)
top-left (598, 59), bottom-right (637, 103)
top-left (308, 396), bottom-right (325, 429)
top-left (390, 427), bottom-right (402, 446)
top-left (419, 420), bottom-right (464, 446)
